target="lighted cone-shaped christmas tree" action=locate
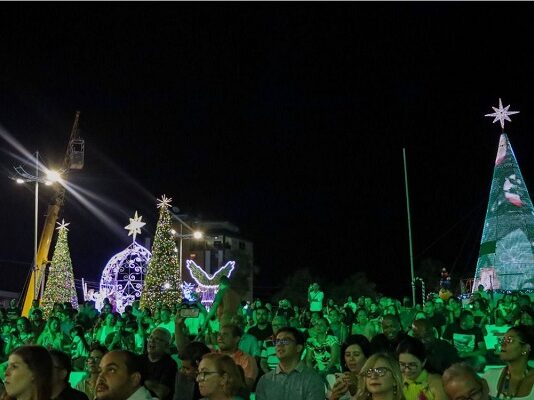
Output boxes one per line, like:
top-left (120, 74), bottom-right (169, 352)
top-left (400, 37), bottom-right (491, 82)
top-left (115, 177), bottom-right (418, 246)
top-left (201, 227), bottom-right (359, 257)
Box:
top-left (41, 219), bottom-right (79, 317)
top-left (474, 100), bottom-right (534, 291)
top-left (140, 195), bottom-right (182, 310)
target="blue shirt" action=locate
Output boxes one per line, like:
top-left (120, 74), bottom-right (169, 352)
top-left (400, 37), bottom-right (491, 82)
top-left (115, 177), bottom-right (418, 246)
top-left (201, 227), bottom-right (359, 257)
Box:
top-left (255, 361), bottom-right (326, 400)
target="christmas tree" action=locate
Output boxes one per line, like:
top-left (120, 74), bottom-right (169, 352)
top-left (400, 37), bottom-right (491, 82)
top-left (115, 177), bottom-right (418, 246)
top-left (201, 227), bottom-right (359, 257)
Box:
top-left (140, 195), bottom-right (182, 310)
top-left (474, 100), bottom-right (534, 291)
top-left (41, 219), bottom-right (79, 317)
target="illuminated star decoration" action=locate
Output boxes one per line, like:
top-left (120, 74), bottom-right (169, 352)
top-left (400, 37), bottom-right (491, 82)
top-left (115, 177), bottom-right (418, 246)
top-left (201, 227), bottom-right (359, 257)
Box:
top-left (124, 211), bottom-right (146, 242)
top-left (485, 98), bottom-right (520, 130)
top-left (56, 219), bottom-right (70, 232)
top-left (157, 194), bottom-right (172, 209)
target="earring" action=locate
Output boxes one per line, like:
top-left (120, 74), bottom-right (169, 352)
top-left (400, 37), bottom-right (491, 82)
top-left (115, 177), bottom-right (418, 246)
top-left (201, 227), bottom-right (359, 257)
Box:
top-left (522, 351), bottom-right (528, 356)
top-left (393, 384), bottom-right (397, 396)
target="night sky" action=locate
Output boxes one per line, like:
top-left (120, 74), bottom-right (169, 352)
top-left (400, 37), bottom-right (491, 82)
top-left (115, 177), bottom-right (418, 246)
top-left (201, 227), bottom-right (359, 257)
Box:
top-left (1, 4), bottom-right (533, 299)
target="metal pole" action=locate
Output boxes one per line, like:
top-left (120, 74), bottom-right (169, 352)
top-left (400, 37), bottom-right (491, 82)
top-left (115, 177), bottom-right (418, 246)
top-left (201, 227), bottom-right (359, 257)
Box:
top-left (403, 148), bottom-right (416, 307)
top-left (179, 224), bottom-right (183, 279)
top-left (34, 151), bottom-right (39, 300)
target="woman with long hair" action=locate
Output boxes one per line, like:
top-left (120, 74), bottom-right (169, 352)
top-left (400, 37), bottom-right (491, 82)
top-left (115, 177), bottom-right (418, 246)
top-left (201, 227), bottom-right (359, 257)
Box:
top-left (396, 337), bottom-right (447, 400)
top-left (37, 317), bottom-right (69, 352)
top-left (4, 317), bottom-right (35, 354)
top-left (93, 312), bottom-right (117, 345)
top-left (355, 353), bottom-right (404, 400)
top-left (1, 345), bottom-right (53, 400)
top-left (75, 343), bottom-right (107, 399)
top-left (328, 335), bottom-right (372, 400)
top-left (195, 353), bottom-right (248, 400)
top-left (482, 324), bottom-right (534, 399)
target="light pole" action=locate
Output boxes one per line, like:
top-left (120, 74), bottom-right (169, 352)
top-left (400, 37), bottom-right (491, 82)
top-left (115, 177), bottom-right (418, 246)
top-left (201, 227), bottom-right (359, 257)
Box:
top-left (12, 151), bottom-right (61, 300)
top-left (169, 207), bottom-right (203, 272)
top-left (171, 228), bottom-right (204, 271)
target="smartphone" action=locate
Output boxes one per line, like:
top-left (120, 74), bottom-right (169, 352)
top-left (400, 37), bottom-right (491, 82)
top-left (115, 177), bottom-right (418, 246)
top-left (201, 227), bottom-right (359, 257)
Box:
top-left (179, 308), bottom-right (200, 318)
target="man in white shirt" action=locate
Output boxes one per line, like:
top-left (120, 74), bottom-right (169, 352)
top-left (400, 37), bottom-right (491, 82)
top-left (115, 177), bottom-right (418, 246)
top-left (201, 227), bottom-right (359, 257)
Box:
top-left (308, 283), bottom-right (324, 312)
top-left (95, 350), bottom-right (157, 400)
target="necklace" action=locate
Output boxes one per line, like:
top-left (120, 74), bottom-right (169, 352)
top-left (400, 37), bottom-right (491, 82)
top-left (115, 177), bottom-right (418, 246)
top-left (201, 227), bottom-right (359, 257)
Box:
top-left (498, 366), bottom-right (529, 400)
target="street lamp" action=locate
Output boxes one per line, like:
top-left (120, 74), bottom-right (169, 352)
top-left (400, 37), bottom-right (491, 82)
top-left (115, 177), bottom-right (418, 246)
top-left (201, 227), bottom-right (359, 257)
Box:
top-left (168, 207), bottom-right (204, 271)
top-left (172, 228), bottom-right (204, 271)
top-left (11, 151), bottom-right (61, 300)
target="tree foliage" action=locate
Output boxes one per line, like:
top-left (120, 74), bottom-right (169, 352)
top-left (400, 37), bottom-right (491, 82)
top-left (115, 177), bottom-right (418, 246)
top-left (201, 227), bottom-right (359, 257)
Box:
top-left (140, 203), bottom-right (182, 310)
top-left (41, 226), bottom-right (78, 317)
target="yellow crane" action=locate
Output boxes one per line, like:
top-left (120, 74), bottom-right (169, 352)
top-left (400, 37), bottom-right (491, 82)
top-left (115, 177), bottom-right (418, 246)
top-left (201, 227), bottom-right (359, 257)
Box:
top-left (21, 112), bottom-right (85, 316)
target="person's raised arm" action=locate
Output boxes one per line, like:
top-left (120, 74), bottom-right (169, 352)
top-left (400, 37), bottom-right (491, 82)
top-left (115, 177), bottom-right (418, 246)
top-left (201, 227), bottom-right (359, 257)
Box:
top-left (174, 309), bottom-right (191, 354)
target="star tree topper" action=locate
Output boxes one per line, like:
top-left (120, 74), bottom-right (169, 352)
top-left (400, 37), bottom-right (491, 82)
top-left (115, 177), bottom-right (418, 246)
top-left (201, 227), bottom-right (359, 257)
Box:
top-left (157, 194), bottom-right (173, 209)
top-left (485, 98), bottom-right (520, 130)
top-left (124, 211), bottom-right (146, 242)
top-left (56, 219), bottom-right (70, 232)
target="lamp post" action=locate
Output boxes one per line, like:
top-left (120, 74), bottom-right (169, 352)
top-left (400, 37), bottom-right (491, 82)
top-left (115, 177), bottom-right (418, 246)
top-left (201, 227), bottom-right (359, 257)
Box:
top-left (171, 227), bottom-right (204, 270)
top-left (12, 151), bottom-right (61, 300)
top-left (169, 207), bottom-right (203, 271)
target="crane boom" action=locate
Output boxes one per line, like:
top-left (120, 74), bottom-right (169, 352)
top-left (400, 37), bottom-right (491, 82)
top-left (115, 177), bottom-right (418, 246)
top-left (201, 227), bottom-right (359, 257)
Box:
top-left (21, 112), bottom-right (83, 316)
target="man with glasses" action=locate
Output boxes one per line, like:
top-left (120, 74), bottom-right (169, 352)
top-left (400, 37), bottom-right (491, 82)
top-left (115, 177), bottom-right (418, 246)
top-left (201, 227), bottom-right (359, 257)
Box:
top-left (442, 362), bottom-right (493, 400)
top-left (256, 327), bottom-right (325, 400)
top-left (260, 315), bottom-right (288, 373)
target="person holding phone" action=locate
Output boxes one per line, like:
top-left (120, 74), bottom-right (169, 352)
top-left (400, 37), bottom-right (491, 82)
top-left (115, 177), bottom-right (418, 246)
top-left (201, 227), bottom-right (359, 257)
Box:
top-left (182, 302), bottom-right (207, 338)
top-left (328, 335), bottom-right (372, 400)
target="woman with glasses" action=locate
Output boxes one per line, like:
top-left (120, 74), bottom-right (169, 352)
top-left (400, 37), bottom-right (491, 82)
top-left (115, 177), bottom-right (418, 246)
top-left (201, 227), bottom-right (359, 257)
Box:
top-left (396, 337), bottom-right (447, 400)
top-left (195, 353), bottom-right (248, 400)
top-left (355, 353), bottom-right (404, 400)
top-left (1, 345), bottom-right (53, 400)
top-left (482, 325), bottom-right (534, 400)
top-left (75, 343), bottom-right (107, 399)
top-left (328, 334), bottom-right (372, 400)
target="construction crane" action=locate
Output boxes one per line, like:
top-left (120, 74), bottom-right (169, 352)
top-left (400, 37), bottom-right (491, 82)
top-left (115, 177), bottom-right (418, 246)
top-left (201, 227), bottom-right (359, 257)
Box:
top-left (21, 111), bottom-right (85, 316)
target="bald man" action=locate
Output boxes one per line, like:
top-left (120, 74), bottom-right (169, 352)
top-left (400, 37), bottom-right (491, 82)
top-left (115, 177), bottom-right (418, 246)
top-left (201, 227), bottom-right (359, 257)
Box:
top-left (442, 363), bottom-right (491, 400)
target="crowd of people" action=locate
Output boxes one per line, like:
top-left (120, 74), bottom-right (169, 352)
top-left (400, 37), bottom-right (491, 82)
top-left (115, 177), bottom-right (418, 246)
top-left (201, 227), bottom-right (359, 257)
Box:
top-left (0, 277), bottom-right (534, 400)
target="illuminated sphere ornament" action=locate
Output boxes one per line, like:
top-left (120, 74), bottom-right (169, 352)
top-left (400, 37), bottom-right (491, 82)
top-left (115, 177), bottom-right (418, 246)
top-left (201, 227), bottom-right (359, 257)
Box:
top-left (97, 211), bottom-right (151, 313)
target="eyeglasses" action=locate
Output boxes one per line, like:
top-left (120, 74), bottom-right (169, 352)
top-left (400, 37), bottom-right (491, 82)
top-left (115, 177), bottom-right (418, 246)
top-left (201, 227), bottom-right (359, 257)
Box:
top-left (454, 385), bottom-right (483, 400)
top-left (196, 371), bottom-right (220, 381)
top-left (361, 367), bottom-right (392, 378)
top-left (273, 338), bottom-right (295, 346)
top-left (498, 336), bottom-right (525, 345)
top-left (399, 362), bottom-right (419, 371)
